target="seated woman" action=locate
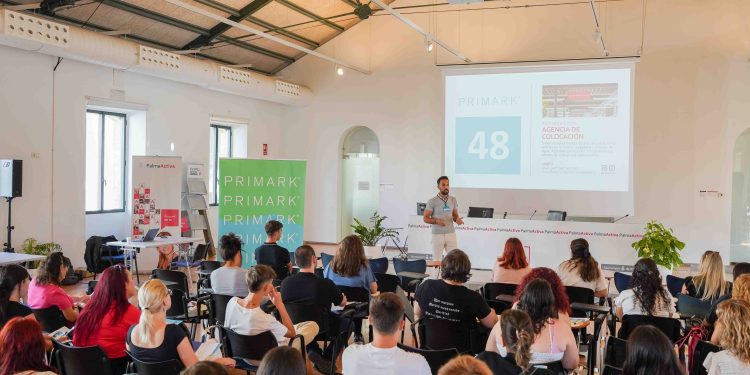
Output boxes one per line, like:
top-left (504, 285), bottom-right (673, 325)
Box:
top-left (73, 265), bottom-right (140, 375)
top-left (683, 251), bottom-right (732, 301)
top-left (324, 234), bottom-right (378, 344)
top-left (257, 346), bottom-right (306, 375)
top-left (492, 238), bottom-right (531, 284)
top-left (126, 279), bottom-right (235, 369)
top-left (476, 309), bottom-right (553, 375)
top-left (704, 299), bottom-right (750, 374)
top-left (27, 252), bottom-right (89, 323)
top-left (556, 238), bottom-right (608, 298)
top-left (210, 233), bottom-right (248, 297)
top-left (514, 268), bottom-right (571, 322)
top-left (0, 317), bottom-right (56, 375)
top-left (486, 279), bottom-right (579, 370)
top-left (614, 258), bottom-right (675, 319)
top-left (711, 273), bottom-right (750, 344)
top-left (621, 325), bottom-right (683, 375)
top-left (438, 355), bottom-right (492, 375)
top-left (0, 264), bottom-right (35, 326)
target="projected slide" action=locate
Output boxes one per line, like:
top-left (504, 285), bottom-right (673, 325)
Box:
top-left (444, 67), bottom-right (631, 191)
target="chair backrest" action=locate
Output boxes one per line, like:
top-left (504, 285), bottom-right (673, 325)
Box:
top-left (565, 286), bottom-right (595, 318)
top-left (164, 288), bottom-right (189, 318)
top-left (602, 365), bottom-right (623, 375)
top-left (32, 306), bottom-right (68, 333)
top-left (338, 285), bottom-right (371, 302)
top-left (86, 280), bottom-right (98, 295)
top-left (398, 343), bottom-right (459, 375)
top-left (417, 318), bottom-right (474, 354)
top-left (691, 341), bottom-right (722, 375)
top-left (151, 269), bottom-right (189, 294)
top-left (604, 336), bottom-right (627, 369)
top-left (369, 257), bottom-right (388, 274)
top-left (618, 315), bottom-right (681, 342)
top-left (393, 258), bottom-right (427, 274)
top-left (483, 283), bottom-right (518, 300)
top-left (53, 340), bottom-right (113, 375)
top-left (219, 326), bottom-right (278, 360)
top-left (210, 293), bottom-right (235, 326)
top-left (193, 244), bottom-right (209, 262)
top-left (375, 272), bottom-right (400, 293)
top-left (126, 351), bottom-right (184, 375)
top-left (321, 253), bottom-right (334, 269)
top-left (677, 294), bottom-right (713, 320)
top-left (613, 272), bottom-right (632, 293)
top-left (586, 312), bottom-right (609, 372)
top-left (200, 260), bottom-right (222, 273)
top-left (666, 275), bottom-right (685, 298)
top-left (285, 302), bottom-right (329, 336)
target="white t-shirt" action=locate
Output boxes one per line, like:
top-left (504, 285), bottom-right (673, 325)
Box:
top-left (556, 263), bottom-right (608, 292)
top-left (342, 343), bottom-right (431, 375)
top-left (224, 297), bottom-right (289, 345)
top-left (613, 288), bottom-right (675, 317)
top-left (704, 350), bottom-right (750, 375)
top-left (210, 266), bottom-right (249, 297)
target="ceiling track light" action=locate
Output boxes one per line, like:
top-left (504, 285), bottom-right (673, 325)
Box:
top-left (424, 37), bottom-right (434, 53)
top-left (335, 65), bottom-right (344, 76)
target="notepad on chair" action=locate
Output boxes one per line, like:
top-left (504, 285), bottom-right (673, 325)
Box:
top-left (195, 338), bottom-right (221, 361)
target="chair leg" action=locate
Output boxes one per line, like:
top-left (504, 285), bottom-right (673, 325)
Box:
top-left (133, 252), bottom-right (140, 284)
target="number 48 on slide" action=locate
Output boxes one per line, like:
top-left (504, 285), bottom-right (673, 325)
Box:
top-left (455, 116), bottom-right (522, 175)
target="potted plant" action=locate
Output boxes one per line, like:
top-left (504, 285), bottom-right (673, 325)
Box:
top-left (21, 238), bottom-right (61, 269)
top-left (631, 220), bottom-right (685, 278)
top-left (351, 212), bottom-right (399, 258)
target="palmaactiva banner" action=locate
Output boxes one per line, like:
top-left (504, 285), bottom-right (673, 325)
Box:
top-left (131, 156), bottom-right (182, 240)
top-left (218, 159), bottom-right (306, 268)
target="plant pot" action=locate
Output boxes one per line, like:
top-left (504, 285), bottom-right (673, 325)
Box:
top-left (364, 245), bottom-right (381, 258)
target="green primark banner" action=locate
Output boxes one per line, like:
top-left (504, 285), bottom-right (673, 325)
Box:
top-left (218, 159), bottom-right (306, 268)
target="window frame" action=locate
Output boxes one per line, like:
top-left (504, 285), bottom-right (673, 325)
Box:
top-left (85, 109), bottom-right (128, 214)
top-left (209, 124), bottom-right (233, 206)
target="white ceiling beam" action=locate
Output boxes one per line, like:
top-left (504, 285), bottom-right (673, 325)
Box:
top-left (164, 0), bottom-right (370, 75)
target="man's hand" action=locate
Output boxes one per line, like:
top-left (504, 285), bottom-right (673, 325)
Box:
top-left (270, 289), bottom-right (284, 308)
top-left (434, 219), bottom-right (446, 226)
top-left (456, 217), bottom-right (464, 226)
top-left (340, 293), bottom-right (348, 307)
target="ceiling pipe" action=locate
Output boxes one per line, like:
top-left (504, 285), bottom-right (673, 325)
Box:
top-left (0, 8), bottom-right (311, 106)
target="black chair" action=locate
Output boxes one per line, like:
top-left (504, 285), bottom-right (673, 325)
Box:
top-left (209, 293), bottom-right (235, 327)
top-left (604, 336), bottom-right (627, 369)
top-left (197, 260), bottom-right (221, 291)
top-left (586, 311), bottom-right (609, 373)
top-left (286, 302), bottom-right (355, 375)
top-left (413, 317), bottom-right (479, 354)
top-left (618, 315), bottom-right (681, 342)
top-left (338, 285), bottom-right (370, 303)
top-left (53, 339), bottom-right (114, 375)
top-left (126, 351), bottom-right (183, 375)
top-left (393, 258), bottom-right (427, 296)
top-left (219, 326), bottom-right (305, 374)
top-left (398, 344), bottom-right (458, 375)
top-left (32, 306), bottom-right (68, 333)
top-left (691, 340), bottom-right (722, 375)
top-left (321, 253), bottom-right (333, 269)
top-left (161, 287), bottom-right (207, 340)
top-left (613, 272), bottom-right (631, 293)
top-left (86, 280), bottom-right (98, 295)
top-left (533, 361), bottom-right (566, 375)
top-left (677, 294), bottom-right (713, 320)
top-left (483, 283), bottom-right (518, 299)
top-left (666, 275), bottom-right (685, 298)
top-left (170, 243), bottom-right (209, 271)
top-left (602, 365), bottom-right (623, 375)
top-left (565, 286), bottom-right (595, 318)
top-left (370, 257), bottom-right (388, 274)
top-left (375, 272), bottom-right (400, 293)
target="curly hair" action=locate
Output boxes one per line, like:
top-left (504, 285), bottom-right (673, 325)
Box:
top-left (733, 274), bottom-right (750, 302)
top-left (219, 232), bottom-right (243, 263)
top-left (35, 251), bottom-right (67, 286)
top-left (497, 238), bottom-right (528, 270)
top-left (630, 258), bottom-right (670, 316)
top-left (499, 309), bottom-right (534, 370)
top-left (514, 267), bottom-right (570, 315)
top-left (331, 235), bottom-right (368, 277)
top-left (716, 299), bottom-right (750, 364)
top-left (561, 238), bottom-right (601, 283)
top-left (517, 279), bottom-right (558, 335)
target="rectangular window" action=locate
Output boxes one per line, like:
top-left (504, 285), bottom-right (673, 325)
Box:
top-left (209, 124), bottom-right (233, 205)
top-left (86, 110), bottom-right (127, 213)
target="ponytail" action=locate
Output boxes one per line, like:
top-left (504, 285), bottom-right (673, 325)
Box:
top-left (569, 238), bottom-right (601, 282)
top-left (514, 328), bottom-right (533, 370)
top-left (136, 279), bottom-right (168, 346)
top-left (500, 309), bottom-right (536, 372)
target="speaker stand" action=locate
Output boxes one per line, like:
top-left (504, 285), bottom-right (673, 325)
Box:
top-left (4, 197), bottom-right (15, 252)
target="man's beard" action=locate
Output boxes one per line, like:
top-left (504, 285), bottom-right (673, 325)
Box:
top-left (441, 189), bottom-right (449, 195)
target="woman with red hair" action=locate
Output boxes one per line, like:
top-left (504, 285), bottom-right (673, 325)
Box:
top-left (0, 317), bottom-right (56, 375)
top-left (514, 267), bottom-right (571, 321)
top-left (73, 265), bottom-right (139, 375)
top-left (492, 238), bottom-right (531, 284)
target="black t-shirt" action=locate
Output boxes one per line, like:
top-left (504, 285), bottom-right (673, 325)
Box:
top-left (254, 243), bottom-right (291, 279)
top-left (476, 351), bottom-right (554, 375)
top-left (706, 294), bottom-right (731, 326)
top-left (415, 279), bottom-right (491, 323)
top-left (280, 272), bottom-right (344, 312)
top-left (1, 301), bottom-right (33, 326)
top-left (126, 324), bottom-right (186, 366)
top-left (684, 276), bottom-right (732, 300)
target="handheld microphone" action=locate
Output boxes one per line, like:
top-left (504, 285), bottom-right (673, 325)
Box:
top-left (529, 210), bottom-right (537, 220)
top-left (614, 214), bottom-right (630, 223)
top-left (503, 211), bottom-right (508, 219)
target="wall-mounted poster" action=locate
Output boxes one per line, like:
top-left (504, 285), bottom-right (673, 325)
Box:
top-left (131, 156), bottom-right (182, 239)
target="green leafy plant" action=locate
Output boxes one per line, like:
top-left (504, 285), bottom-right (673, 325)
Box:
top-left (631, 220), bottom-right (685, 270)
top-left (351, 212), bottom-right (398, 246)
top-left (21, 238), bottom-right (61, 268)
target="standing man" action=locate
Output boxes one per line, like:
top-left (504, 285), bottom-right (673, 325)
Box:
top-left (254, 220), bottom-right (292, 280)
top-left (423, 176), bottom-right (463, 261)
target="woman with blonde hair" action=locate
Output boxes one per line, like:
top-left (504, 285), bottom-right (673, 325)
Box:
top-left (704, 299), bottom-right (750, 374)
top-left (324, 234), bottom-right (378, 344)
top-left (492, 238), bottom-right (531, 284)
top-left (682, 251), bottom-right (731, 301)
top-left (710, 273), bottom-right (750, 344)
top-left (126, 279), bottom-right (235, 369)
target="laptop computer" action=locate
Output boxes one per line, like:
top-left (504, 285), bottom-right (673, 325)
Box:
top-left (134, 228), bottom-right (159, 242)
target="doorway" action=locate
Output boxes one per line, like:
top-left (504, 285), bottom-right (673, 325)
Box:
top-left (731, 129), bottom-right (750, 262)
top-left (339, 126), bottom-right (380, 239)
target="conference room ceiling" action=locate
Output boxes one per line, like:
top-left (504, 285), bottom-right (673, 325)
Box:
top-left (0, 0), bottom-right (395, 75)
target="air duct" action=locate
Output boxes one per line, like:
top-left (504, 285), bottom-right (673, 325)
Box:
top-left (0, 9), bottom-right (311, 106)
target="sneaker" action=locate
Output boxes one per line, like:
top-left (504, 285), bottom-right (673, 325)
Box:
top-left (308, 350), bottom-right (333, 374)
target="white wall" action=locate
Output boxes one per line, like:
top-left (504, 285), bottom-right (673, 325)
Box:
top-left (280, 0), bottom-right (750, 264)
top-left (0, 45), bottom-right (284, 268)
